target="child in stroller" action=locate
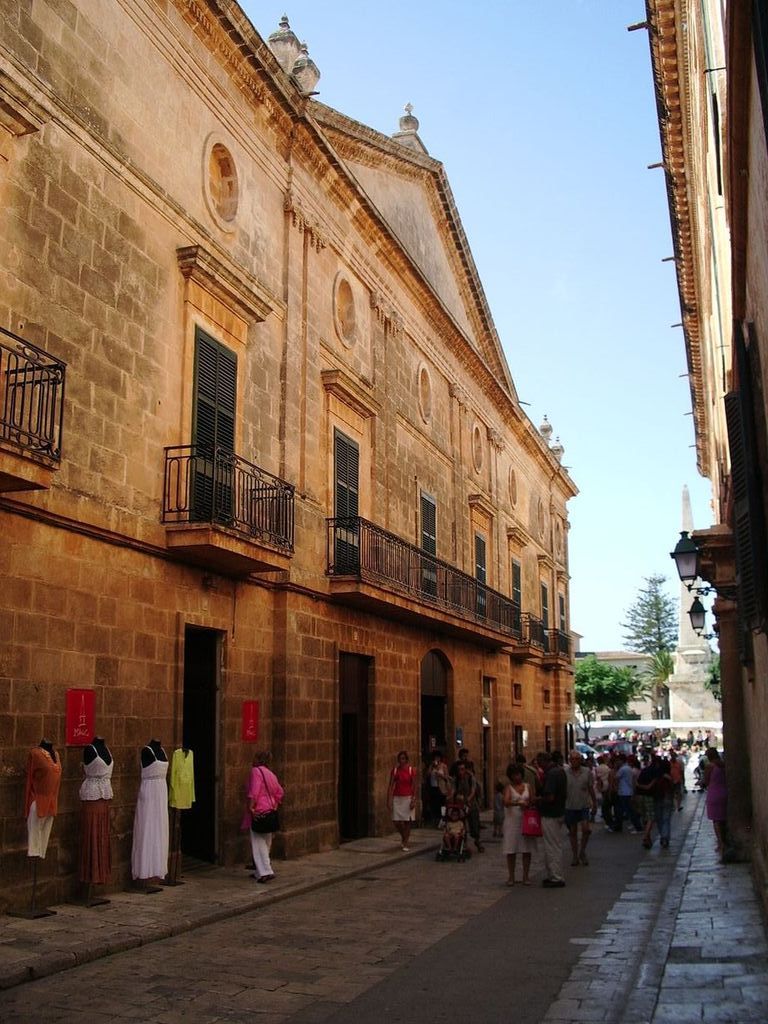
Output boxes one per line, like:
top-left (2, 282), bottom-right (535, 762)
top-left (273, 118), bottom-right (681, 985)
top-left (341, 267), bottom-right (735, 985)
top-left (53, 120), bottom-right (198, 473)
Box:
top-left (436, 798), bottom-right (471, 862)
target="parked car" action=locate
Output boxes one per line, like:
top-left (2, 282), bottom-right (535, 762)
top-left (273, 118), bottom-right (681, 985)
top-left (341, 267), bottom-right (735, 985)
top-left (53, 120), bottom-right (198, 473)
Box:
top-left (575, 742), bottom-right (599, 759)
top-left (592, 739), bottom-right (635, 756)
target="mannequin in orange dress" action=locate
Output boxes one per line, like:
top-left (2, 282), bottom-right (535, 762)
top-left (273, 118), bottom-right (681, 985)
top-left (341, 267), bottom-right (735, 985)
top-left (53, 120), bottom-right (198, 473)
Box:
top-left (24, 739), bottom-right (62, 858)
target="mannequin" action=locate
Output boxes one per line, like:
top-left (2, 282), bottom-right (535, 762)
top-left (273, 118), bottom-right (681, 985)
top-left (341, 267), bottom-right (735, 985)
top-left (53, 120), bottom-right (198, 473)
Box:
top-left (78, 736), bottom-right (114, 893)
top-left (167, 746), bottom-right (195, 884)
top-left (24, 739), bottom-right (62, 859)
top-left (131, 740), bottom-right (169, 888)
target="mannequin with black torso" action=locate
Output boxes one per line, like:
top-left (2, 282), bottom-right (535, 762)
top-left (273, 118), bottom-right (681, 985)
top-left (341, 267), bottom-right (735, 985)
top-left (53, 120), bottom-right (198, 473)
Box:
top-left (78, 735), bottom-right (114, 891)
top-left (84, 736), bottom-right (113, 766)
top-left (141, 739), bottom-right (168, 767)
top-left (132, 739), bottom-right (170, 884)
top-left (39, 738), bottom-right (57, 762)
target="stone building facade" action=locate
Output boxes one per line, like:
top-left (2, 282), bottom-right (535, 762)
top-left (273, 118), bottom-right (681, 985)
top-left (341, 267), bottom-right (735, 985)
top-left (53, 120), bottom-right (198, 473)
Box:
top-left (644, 0), bottom-right (768, 902)
top-left (0, 0), bottom-right (576, 911)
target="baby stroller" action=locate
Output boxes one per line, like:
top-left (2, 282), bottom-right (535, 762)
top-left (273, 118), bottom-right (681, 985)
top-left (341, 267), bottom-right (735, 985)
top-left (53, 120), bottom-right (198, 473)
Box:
top-left (435, 800), bottom-right (471, 862)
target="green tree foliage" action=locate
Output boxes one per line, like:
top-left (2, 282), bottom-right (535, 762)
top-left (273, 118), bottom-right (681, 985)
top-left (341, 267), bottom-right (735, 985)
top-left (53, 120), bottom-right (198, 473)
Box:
top-left (621, 574), bottom-right (677, 655)
top-left (643, 649), bottom-right (675, 718)
top-left (574, 656), bottom-right (647, 741)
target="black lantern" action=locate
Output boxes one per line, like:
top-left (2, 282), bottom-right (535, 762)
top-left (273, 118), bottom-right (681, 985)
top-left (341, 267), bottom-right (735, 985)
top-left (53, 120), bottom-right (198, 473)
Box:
top-left (689, 596), bottom-right (707, 634)
top-left (670, 530), bottom-right (699, 584)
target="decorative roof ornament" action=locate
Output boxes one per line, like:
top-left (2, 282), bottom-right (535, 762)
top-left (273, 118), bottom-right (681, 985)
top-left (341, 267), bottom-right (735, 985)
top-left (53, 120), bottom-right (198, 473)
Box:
top-left (268, 15), bottom-right (301, 74)
top-left (399, 102), bottom-right (419, 133)
top-left (539, 414), bottom-right (553, 443)
top-left (550, 436), bottom-right (565, 462)
top-left (391, 102), bottom-right (428, 153)
top-left (292, 42), bottom-right (320, 95)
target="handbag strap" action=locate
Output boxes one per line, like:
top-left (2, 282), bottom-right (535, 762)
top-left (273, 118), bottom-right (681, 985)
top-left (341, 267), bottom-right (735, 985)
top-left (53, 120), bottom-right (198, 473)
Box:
top-left (256, 767), bottom-right (277, 811)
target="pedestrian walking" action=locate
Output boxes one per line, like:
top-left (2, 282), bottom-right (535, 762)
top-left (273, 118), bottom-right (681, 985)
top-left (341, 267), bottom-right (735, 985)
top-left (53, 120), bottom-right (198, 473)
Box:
top-left (538, 751), bottom-right (567, 887)
top-left (564, 750), bottom-right (597, 865)
top-left (450, 760), bottom-right (484, 852)
top-left (387, 750), bottom-right (417, 851)
top-left (248, 751), bottom-right (284, 883)
top-left (669, 750), bottom-right (685, 811)
top-left (613, 753), bottom-right (642, 833)
top-left (702, 747), bottom-right (727, 857)
top-left (502, 764), bottom-right (535, 885)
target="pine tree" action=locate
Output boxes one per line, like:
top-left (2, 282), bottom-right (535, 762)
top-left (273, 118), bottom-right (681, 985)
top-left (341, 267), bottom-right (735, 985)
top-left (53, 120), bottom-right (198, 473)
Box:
top-left (621, 574), bottom-right (677, 654)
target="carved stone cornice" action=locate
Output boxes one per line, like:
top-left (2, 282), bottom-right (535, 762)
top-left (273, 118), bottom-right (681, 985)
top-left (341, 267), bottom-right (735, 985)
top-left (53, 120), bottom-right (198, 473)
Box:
top-left (506, 525), bottom-right (531, 548)
top-left (537, 552), bottom-right (555, 572)
top-left (468, 492), bottom-right (496, 520)
top-left (488, 428), bottom-right (504, 454)
top-left (449, 382), bottom-right (470, 408)
top-left (321, 368), bottom-right (381, 419)
top-left (370, 291), bottom-right (403, 338)
top-left (176, 245), bottom-right (276, 322)
top-left (283, 190), bottom-right (327, 251)
top-left (0, 68), bottom-right (48, 136)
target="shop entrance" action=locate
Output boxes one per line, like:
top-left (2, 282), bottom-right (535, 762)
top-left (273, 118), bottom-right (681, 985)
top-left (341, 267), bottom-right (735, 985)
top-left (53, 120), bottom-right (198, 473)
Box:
top-left (420, 650), bottom-right (449, 763)
top-left (181, 626), bottom-right (219, 862)
top-left (338, 653), bottom-right (371, 841)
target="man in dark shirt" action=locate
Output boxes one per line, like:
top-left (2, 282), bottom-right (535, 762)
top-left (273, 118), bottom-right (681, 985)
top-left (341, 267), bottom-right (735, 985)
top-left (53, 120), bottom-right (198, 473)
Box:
top-left (538, 751), bottom-right (567, 887)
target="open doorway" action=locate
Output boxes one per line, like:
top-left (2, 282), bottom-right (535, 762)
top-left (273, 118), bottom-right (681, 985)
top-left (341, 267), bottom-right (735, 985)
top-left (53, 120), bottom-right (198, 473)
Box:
top-left (181, 626), bottom-right (219, 862)
top-left (338, 653), bottom-right (372, 841)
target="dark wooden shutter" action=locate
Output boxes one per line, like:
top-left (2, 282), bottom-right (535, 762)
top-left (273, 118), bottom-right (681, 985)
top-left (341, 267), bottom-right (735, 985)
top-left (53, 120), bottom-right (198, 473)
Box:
top-left (193, 329), bottom-right (236, 453)
top-left (559, 594), bottom-right (566, 632)
top-left (475, 533), bottom-right (487, 617)
top-left (420, 493), bottom-right (437, 596)
top-left (334, 430), bottom-right (360, 573)
top-left (191, 330), bottom-right (237, 523)
top-left (511, 559), bottom-right (522, 607)
top-left (541, 583), bottom-right (549, 629)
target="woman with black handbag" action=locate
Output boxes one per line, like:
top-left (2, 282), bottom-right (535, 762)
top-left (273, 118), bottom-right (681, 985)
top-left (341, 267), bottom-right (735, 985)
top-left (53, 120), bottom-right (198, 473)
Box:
top-left (248, 751), bottom-right (284, 883)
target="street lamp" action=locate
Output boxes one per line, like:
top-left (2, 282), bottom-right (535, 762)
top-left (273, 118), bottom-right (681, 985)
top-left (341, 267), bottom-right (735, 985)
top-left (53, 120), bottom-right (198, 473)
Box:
top-left (670, 530), bottom-right (700, 585)
top-left (689, 596), bottom-right (707, 634)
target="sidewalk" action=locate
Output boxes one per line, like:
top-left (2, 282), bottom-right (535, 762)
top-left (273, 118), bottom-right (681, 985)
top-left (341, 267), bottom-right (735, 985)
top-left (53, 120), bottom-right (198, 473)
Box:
top-left (0, 832), bottom-right (439, 992)
top-left (544, 794), bottom-right (768, 1024)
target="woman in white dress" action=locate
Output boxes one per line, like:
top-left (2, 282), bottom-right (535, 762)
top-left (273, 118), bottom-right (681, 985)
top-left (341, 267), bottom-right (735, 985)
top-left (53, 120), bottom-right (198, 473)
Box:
top-left (502, 763), bottom-right (536, 885)
top-left (131, 740), bottom-right (169, 882)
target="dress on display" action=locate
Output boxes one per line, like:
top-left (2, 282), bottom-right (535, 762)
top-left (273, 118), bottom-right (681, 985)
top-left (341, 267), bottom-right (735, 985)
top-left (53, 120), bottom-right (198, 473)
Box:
top-left (168, 749), bottom-right (195, 810)
top-left (79, 748), bottom-right (114, 884)
top-left (24, 745), bottom-right (62, 858)
top-left (502, 782), bottom-right (535, 856)
top-left (131, 749), bottom-right (169, 880)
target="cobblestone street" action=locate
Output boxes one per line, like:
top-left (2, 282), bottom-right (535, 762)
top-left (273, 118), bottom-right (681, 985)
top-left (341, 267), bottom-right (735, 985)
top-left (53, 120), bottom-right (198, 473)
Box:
top-left (2, 795), bottom-right (766, 1024)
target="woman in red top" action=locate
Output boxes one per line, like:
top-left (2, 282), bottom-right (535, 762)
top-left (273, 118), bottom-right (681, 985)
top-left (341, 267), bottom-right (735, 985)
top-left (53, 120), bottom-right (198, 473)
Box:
top-left (387, 750), bottom-right (416, 851)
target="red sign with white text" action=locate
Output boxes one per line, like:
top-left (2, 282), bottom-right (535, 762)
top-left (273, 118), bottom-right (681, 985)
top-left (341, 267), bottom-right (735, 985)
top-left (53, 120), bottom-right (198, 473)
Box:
top-left (65, 689), bottom-right (95, 746)
top-left (241, 700), bottom-right (259, 743)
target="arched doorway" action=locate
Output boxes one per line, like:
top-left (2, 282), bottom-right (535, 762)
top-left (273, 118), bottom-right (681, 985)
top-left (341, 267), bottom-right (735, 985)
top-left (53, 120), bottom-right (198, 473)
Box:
top-left (420, 649), bottom-right (450, 763)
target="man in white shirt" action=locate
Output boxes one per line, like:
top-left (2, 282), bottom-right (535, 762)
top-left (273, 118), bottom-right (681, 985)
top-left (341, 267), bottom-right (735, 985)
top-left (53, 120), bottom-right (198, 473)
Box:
top-left (565, 750), bottom-right (597, 866)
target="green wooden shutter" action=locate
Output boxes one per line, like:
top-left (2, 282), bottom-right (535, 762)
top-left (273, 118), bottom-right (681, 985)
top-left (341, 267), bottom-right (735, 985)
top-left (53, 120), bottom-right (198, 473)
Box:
top-left (334, 430), bottom-right (360, 572)
top-left (541, 583), bottom-right (549, 628)
top-left (511, 559), bottom-right (522, 607)
top-left (420, 492), bottom-right (437, 596)
top-left (192, 329), bottom-right (236, 453)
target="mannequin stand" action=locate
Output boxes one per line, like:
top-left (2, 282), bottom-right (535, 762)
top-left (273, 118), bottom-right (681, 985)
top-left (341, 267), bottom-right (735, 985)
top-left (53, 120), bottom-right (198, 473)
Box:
top-left (162, 808), bottom-right (185, 886)
top-left (9, 858), bottom-right (56, 919)
top-left (70, 882), bottom-right (110, 908)
top-left (131, 879), bottom-right (163, 894)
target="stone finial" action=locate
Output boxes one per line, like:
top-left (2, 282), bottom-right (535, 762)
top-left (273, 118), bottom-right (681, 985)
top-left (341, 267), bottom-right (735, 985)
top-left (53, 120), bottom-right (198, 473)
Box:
top-left (551, 436), bottom-right (564, 462)
top-left (539, 414), bottom-right (553, 443)
top-left (268, 15), bottom-right (302, 74)
top-left (292, 42), bottom-right (321, 95)
top-left (392, 102), bottom-right (427, 153)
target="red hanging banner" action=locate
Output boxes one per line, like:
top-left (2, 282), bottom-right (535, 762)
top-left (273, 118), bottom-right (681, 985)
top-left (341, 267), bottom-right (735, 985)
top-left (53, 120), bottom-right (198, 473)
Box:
top-left (241, 700), bottom-right (259, 742)
top-left (65, 688), bottom-right (96, 746)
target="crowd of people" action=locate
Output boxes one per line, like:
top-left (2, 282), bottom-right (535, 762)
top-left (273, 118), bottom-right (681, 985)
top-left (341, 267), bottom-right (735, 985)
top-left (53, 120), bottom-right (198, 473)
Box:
top-left (394, 738), bottom-right (728, 887)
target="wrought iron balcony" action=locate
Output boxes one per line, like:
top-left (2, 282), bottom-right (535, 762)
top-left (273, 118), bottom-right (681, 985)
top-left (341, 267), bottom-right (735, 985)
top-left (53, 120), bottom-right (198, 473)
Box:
top-left (522, 614), bottom-right (547, 651)
top-left (326, 516), bottom-right (522, 645)
top-left (0, 327), bottom-right (66, 492)
top-left (549, 629), bottom-right (571, 659)
top-left (162, 444), bottom-right (294, 574)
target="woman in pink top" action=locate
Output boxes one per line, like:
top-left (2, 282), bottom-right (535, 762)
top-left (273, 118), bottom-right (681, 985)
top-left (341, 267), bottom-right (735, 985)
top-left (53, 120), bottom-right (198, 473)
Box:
top-left (387, 750), bottom-right (417, 851)
top-left (248, 751), bottom-right (284, 883)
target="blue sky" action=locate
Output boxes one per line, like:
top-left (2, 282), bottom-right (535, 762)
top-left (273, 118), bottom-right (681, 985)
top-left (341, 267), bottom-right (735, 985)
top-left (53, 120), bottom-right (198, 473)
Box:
top-left (244, 1), bottom-right (714, 649)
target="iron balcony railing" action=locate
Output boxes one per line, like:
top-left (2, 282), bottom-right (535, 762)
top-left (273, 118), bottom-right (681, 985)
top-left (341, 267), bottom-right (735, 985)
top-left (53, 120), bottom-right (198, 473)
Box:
top-left (326, 516), bottom-right (522, 637)
top-left (162, 445), bottom-right (294, 552)
top-left (523, 613), bottom-right (547, 650)
top-left (550, 628), bottom-right (571, 658)
top-left (0, 326), bottom-right (66, 462)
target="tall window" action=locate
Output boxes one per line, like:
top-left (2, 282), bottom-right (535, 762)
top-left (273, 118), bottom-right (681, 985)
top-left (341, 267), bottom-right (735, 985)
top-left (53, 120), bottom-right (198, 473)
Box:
top-left (475, 533), bottom-right (487, 617)
top-left (558, 593), bottom-right (566, 632)
top-left (420, 491), bottom-right (437, 596)
top-left (191, 328), bottom-right (236, 522)
top-left (334, 429), bottom-right (360, 572)
top-left (511, 558), bottom-right (522, 607)
top-left (540, 582), bottom-right (549, 629)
